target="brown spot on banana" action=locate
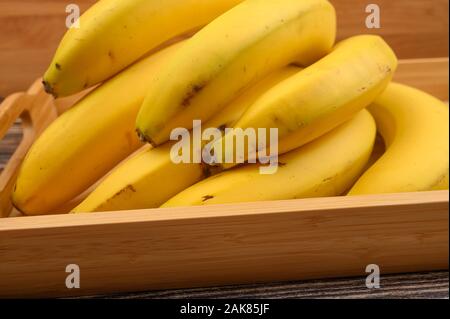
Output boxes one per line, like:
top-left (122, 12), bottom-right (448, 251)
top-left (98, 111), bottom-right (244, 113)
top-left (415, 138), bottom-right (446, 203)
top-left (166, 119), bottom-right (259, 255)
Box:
top-left (217, 124), bottom-right (227, 132)
top-left (181, 83), bottom-right (205, 107)
top-left (42, 80), bottom-right (56, 97)
top-left (112, 185), bottom-right (137, 199)
top-left (202, 195), bottom-right (214, 202)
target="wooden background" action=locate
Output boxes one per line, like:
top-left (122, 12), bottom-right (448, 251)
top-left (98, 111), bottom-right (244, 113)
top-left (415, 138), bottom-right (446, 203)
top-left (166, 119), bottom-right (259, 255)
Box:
top-left (0, 0), bottom-right (449, 96)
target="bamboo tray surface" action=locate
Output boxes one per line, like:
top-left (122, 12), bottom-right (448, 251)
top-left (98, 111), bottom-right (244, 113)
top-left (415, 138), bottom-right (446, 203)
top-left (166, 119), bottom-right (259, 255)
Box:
top-left (0, 190), bottom-right (446, 229)
top-left (0, 191), bottom-right (448, 298)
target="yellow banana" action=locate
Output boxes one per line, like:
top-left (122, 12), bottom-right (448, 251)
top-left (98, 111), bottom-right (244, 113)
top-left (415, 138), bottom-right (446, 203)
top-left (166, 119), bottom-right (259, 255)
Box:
top-left (73, 67), bottom-right (301, 212)
top-left (214, 35), bottom-right (398, 169)
top-left (162, 110), bottom-right (376, 208)
top-left (430, 173), bottom-right (449, 191)
top-left (43, 0), bottom-right (244, 98)
top-left (72, 143), bottom-right (204, 212)
top-left (349, 83), bottom-right (449, 195)
top-left (136, 0), bottom-right (336, 146)
top-left (13, 42), bottom-right (184, 216)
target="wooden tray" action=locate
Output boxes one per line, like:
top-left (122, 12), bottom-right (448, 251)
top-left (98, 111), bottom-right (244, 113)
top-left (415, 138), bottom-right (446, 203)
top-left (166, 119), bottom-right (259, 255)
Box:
top-left (0, 58), bottom-right (448, 298)
top-left (0, 0), bottom-right (449, 298)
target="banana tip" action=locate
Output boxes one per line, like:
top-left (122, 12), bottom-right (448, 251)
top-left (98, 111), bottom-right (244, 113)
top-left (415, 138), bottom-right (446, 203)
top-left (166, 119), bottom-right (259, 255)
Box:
top-left (10, 198), bottom-right (27, 216)
top-left (42, 80), bottom-right (58, 98)
top-left (135, 128), bottom-right (157, 147)
top-left (200, 162), bottom-right (223, 178)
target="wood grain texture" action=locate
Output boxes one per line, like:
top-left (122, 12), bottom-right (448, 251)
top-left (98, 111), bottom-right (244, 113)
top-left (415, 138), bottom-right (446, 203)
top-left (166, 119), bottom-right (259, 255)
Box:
top-left (334, 0), bottom-right (449, 58)
top-left (0, 0), bottom-right (448, 95)
top-left (86, 271), bottom-right (449, 299)
top-left (0, 120), bottom-right (22, 173)
top-left (395, 58), bottom-right (449, 101)
top-left (0, 191), bottom-right (448, 297)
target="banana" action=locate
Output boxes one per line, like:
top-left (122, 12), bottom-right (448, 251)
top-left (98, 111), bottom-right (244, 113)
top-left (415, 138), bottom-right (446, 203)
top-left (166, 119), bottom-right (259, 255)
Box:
top-left (13, 42), bottom-right (184, 216)
top-left (162, 110), bottom-right (376, 207)
top-left (43, 0), bottom-right (244, 98)
top-left (73, 66), bottom-right (301, 212)
top-left (72, 143), bottom-right (204, 212)
top-left (213, 35), bottom-right (398, 169)
top-left (136, 0), bottom-right (336, 146)
top-left (431, 173), bottom-right (449, 191)
top-left (349, 83), bottom-right (449, 195)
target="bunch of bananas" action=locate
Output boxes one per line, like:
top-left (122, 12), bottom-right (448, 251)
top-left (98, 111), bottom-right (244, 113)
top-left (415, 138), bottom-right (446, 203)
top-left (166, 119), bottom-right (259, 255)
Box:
top-left (12, 0), bottom-right (448, 215)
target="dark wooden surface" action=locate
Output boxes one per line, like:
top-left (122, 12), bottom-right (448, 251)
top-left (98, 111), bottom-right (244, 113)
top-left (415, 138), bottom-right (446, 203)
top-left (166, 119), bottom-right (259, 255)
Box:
top-left (89, 271), bottom-right (449, 299)
top-left (0, 121), bottom-right (448, 299)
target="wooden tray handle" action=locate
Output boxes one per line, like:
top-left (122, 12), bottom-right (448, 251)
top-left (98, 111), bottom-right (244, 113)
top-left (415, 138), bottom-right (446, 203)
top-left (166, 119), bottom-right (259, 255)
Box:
top-left (0, 79), bottom-right (58, 217)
